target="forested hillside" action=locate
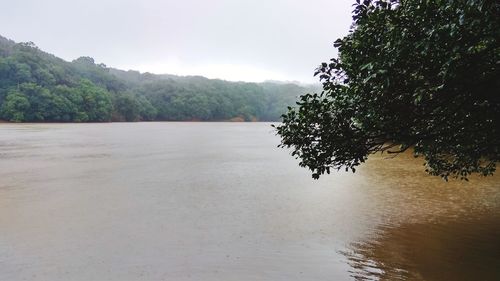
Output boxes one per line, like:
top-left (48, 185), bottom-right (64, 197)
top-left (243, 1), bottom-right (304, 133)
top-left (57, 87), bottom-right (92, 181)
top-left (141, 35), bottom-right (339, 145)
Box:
top-left (0, 35), bottom-right (315, 122)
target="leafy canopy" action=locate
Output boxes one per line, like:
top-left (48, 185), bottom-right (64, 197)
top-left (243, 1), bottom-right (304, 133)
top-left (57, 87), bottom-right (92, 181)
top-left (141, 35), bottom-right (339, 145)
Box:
top-left (276, 0), bottom-right (499, 180)
top-left (0, 35), bottom-right (317, 123)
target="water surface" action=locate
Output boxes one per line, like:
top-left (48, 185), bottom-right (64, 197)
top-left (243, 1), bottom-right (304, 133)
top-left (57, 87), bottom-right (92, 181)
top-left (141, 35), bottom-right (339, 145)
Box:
top-left (0, 123), bottom-right (498, 280)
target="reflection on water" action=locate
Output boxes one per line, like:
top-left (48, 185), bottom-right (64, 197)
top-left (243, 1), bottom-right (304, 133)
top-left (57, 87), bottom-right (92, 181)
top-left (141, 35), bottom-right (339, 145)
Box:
top-left (0, 123), bottom-right (499, 281)
top-left (344, 215), bottom-right (500, 281)
top-left (345, 151), bottom-right (500, 281)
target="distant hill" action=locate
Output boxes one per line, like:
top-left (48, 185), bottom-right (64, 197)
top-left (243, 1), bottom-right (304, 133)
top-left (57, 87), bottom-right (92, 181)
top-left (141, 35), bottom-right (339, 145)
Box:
top-left (0, 35), bottom-right (317, 122)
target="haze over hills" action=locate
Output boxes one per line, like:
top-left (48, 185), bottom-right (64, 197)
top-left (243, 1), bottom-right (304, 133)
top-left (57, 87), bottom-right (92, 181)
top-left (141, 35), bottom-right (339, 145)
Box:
top-left (0, 35), bottom-right (319, 122)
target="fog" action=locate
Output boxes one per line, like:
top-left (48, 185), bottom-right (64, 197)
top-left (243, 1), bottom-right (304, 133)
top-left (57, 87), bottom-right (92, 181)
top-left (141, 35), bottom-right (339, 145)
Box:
top-left (0, 0), bottom-right (354, 82)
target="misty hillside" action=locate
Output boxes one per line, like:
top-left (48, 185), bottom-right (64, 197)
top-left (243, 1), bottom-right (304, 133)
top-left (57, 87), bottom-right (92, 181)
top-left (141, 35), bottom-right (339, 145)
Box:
top-left (0, 35), bottom-right (317, 122)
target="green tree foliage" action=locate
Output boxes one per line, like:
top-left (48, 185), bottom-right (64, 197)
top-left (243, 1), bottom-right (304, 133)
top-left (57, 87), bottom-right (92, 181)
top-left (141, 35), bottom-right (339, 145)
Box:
top-left (113, 92), bottom-right (141, 122)
top-left (0, 35), bottom-right (315, 123)
top-left (77, 79), bottom-right (113, 122)
top-left (1, 90), bottom-right (30, 122)
top-left (135, 95), bottom-right (157, 121)
top-left (50, 85), bottom-right (85, 122)
top-left (276, 0), bottom-right (499, 180)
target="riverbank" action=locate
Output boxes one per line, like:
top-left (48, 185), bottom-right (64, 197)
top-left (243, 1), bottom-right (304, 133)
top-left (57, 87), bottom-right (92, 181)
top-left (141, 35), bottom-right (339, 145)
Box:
top-left (0, 118), bottom-right (268, 124)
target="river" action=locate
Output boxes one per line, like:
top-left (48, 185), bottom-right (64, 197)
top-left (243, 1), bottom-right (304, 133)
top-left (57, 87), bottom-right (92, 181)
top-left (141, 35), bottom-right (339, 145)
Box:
top-left (0, 123), bottom-right (499, 280)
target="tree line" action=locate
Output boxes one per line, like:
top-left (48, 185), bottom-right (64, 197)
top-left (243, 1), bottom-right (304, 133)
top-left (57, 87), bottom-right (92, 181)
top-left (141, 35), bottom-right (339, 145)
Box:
top-left (0, 36), bottom-right (315, 122)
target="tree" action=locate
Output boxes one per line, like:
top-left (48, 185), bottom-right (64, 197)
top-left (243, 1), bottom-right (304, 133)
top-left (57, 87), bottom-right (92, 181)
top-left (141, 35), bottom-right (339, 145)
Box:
top-left (276, 0), bottom-right (499, 180)
top-left (77, 79), bottom-right (113, 122)
top-left (113, 92), bottom-right (140, 121)
top-left (1, 90), bottom-right (30, 122)
top-left (51, 85), bottom-right (83, 121)
top-left (136, 95), bottom-right (157, 121)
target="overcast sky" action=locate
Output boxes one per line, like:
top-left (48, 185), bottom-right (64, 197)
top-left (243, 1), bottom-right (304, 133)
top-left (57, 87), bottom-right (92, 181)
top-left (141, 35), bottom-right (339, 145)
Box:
top-left (1, 0), bottom-right (354, 83)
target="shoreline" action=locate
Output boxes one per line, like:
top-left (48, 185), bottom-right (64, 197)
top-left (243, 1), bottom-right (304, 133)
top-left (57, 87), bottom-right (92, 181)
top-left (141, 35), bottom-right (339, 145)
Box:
top-left (0, 120), bottom-right (278, 124)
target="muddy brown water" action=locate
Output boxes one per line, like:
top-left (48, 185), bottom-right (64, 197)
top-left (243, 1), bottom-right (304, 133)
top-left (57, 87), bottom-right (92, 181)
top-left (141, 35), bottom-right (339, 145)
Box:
top-left (0, 123), bottom-right (499, 280)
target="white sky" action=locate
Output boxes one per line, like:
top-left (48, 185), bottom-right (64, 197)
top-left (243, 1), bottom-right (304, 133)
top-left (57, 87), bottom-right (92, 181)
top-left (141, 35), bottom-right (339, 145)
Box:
top-left (0, 0), bottom-right (354, 83)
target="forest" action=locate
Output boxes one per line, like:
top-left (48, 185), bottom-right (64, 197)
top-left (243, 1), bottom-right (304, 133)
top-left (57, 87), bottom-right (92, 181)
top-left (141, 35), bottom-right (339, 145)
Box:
top-left (0, 35), bottom-right (315, 122)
